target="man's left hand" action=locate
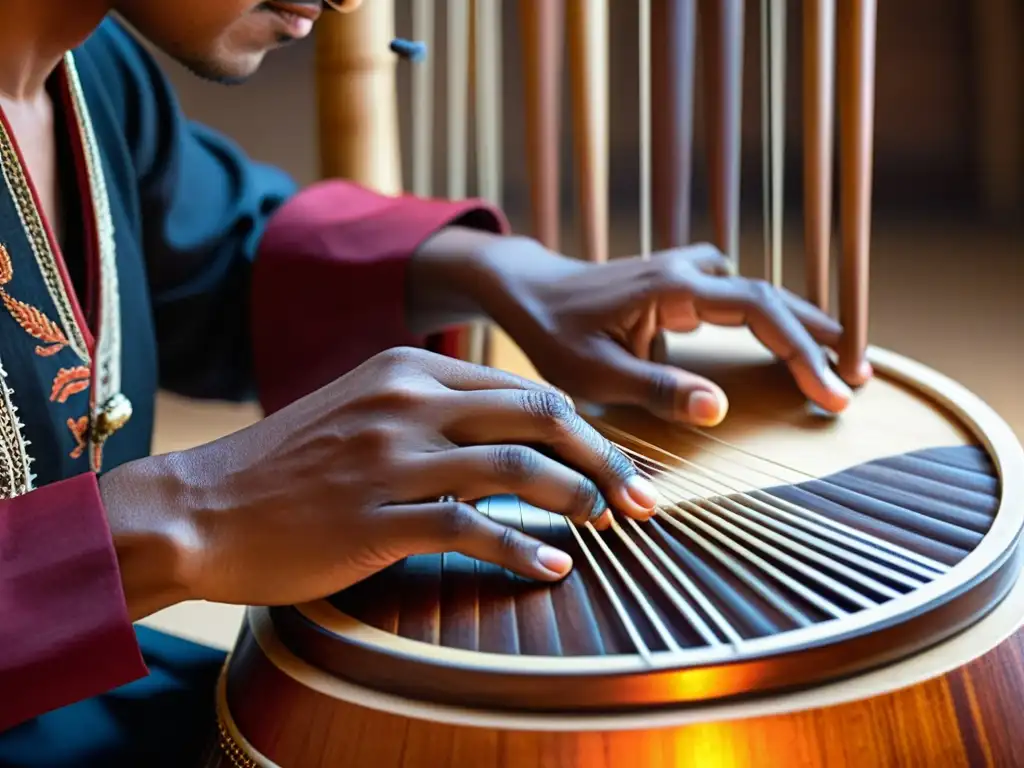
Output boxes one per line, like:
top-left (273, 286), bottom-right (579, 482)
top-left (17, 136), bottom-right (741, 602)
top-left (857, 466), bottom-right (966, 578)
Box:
top-left (410, 229), bottom-right (872, 426)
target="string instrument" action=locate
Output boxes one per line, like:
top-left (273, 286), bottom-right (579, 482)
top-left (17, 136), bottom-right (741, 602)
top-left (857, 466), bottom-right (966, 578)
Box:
top-left (205, 2), bottom-right (1024, 765)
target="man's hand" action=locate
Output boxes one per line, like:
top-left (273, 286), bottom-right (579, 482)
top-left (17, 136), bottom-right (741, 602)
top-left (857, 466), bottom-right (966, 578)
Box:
top-left (100, 347), bottom-right (659, 618)
top-left (412, 229), bottom-right (873, 427)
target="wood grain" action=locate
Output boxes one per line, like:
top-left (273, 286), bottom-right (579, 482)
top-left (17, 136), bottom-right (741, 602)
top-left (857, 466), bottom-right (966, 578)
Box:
top-left (315, 1), bottom-right (401, 193)
top-left (207, 621), bottom-right (1024, 767)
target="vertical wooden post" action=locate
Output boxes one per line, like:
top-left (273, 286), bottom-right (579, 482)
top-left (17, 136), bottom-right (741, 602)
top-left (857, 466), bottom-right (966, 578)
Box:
top-left (520, 0), bottom-right (565, 252)
top-left (837, 0), bottom-right (876, 382)
top-left (803, 0), bottom-right (836, 312)
top-left (568, 0), bottom-right (610, 263)
top-left (700, 0), bottom-right (744, 271)
top-left (652, 0), bottom-right (697, 251)
top-left (315, 0), bottom-right (402, 193)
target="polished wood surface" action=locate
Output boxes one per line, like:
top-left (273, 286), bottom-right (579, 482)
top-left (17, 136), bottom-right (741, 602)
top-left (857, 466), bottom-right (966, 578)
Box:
top-left (207, 614), bottom-right (1024, 767)
top-left (803, 0), bottom-right (836, 311)
top-left (205, 324), bottom-right (1024, 766)
top-left (836, 0), bottom-right (877, 381)
top-left (520, 0), bottom-right (564, 251)
top-left (315, 1), bottom-right (401, 193)
top-left (699, 0), bottom-right (743, 266)
top-left (651, 0), bottom-right (697, 250)
top-left (567, 0), bottom-right (610, 263)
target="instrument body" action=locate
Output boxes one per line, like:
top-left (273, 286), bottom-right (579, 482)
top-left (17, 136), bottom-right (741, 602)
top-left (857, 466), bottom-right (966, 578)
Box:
top-left (204, 3), bottom-right (1024, 766)
top-left (205, 328), bottom-right (1024, 767)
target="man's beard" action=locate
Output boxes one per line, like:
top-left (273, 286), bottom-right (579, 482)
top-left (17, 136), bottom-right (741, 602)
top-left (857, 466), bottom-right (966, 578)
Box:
top-left (177, 56), bottom-right (253, 86)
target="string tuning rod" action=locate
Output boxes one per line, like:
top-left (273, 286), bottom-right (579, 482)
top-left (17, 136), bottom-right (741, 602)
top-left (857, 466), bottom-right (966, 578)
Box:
top-left (390, 38), bottom-right (428, 62)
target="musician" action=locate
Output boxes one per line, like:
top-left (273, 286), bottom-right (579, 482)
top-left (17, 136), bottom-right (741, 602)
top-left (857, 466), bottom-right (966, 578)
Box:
top-left (0, 0), bottom-right (868, 764)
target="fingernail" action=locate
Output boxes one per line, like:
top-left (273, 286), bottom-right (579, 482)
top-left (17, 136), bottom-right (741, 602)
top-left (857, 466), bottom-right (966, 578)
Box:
top-left (626, 476), bottom-right (659, 511)
top-left (685, 391), bottom-right (725, 426)
top-left (824, 368), bottom-right (853, 400)
top-left (858, 360), bottom-right (874, 382)
top-left (536, 545), bottom-right (573, 576)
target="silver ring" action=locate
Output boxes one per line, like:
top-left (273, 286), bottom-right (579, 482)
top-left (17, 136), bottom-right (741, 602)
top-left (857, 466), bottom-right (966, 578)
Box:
top-left (438, 495), bottom-right (457, 503)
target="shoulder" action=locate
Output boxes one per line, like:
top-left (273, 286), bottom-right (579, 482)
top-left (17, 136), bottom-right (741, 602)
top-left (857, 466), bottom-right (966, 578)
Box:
top-left (74, 16), bottom-right (172, 117)
top-left (71, 17), bottom-right (181, 185)
top-left (76, 16), bottom-right (160, 82)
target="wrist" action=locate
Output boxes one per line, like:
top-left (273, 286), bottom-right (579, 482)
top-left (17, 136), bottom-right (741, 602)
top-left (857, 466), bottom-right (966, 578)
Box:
top-left (99, 453), bottom-right (200, 620)
top-left (406, 226), bottom-right (517, 334)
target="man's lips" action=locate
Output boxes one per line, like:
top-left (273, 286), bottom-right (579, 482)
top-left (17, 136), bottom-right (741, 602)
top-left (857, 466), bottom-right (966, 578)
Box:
top-left (261, 1), bottom-right (322, 22)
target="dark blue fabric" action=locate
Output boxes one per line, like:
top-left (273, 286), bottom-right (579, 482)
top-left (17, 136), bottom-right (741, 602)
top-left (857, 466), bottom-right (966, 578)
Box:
top-left (0, 627), bottom-right (225, 767)
top-left (73, 17), bottom-right (298, 407)
top-left (0, 14), bottom-right (298, 486)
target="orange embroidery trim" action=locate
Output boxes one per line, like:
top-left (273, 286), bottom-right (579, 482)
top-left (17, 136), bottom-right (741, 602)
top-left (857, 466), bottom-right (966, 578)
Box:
top-left (0, 244), bottom-right (11, 285)
top-left (67, 416), bottom-right (89, 460)
top-left (0, 244), bottom-right (70, 357)
top-left (51, 366), bottom-right (91, 404)
top-left (1, 243), bottom-right (92, 462)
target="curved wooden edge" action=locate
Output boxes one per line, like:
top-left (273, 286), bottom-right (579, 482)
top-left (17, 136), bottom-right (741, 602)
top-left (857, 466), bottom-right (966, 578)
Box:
top-left (236, 545), bottom-right (1024, 735)
top-left (276, 343), bottom-right (1024, 678)
top-left (271, 545), bottom-right (1020, 712)
top-left (219, 343), bottom-right (1024, 732)
top-left (214, 669), bottom-right (282, 768)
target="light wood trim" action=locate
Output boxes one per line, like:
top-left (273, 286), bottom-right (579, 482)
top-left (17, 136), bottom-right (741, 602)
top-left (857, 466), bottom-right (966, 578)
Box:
top-left (567, 0), bottom-right (610, 263)
top-left (315, 1), bottom-right (401, 193)
top-left (803, 0), bottom-right (836, 311)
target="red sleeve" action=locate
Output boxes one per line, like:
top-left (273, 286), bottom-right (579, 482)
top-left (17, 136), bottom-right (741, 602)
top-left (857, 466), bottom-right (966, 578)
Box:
top-left (0, 474), bottom-right (147, 732)
top-left (250, 180), bottom-right (510, 415)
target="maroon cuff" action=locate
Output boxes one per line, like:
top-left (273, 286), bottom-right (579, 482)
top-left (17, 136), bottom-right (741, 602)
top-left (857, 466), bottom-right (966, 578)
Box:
top-left (0, 475), bottom-right (147, 732)
top-left (251, 180), bottom-right (509, 415)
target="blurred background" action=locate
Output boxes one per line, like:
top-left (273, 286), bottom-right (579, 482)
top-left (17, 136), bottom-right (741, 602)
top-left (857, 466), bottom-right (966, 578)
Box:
top-left (145, 0), bottom-right (1022, 453)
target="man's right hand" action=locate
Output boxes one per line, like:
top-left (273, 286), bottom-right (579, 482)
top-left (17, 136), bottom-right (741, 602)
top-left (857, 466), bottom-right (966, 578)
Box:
top-left (100, 347), bottom-right (660, 619)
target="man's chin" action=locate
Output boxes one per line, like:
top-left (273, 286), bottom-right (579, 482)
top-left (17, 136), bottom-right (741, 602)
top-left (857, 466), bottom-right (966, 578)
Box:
top-left (176, 52), bottom-right (266, 86)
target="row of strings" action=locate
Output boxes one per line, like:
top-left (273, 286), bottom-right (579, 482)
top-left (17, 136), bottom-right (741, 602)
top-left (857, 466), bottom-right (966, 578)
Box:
top-left (530, 421), bottom-right (994, 659)
top-left (399, 0), bottom-right (876, 377)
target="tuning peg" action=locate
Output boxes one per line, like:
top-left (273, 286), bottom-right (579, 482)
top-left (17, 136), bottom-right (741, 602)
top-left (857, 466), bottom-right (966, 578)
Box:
top-left (390, 38), bottom-right (428, 63)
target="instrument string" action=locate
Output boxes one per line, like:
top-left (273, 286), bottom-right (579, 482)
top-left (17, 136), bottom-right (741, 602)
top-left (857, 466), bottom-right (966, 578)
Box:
top-left (622, 448), bottom-right (934, 588)
top-left (641, 478), bottom-right (879, 613)
top-left (566, 521), bottom-right (653, 660)
top-left (598, 422), bottom-right (951, 576)
top-left (651, 499), bottom-right (814, 627)
top-left (586, 521), bottom-right (682, 652)
top-left (623, 517), bottom-right (744, 645)
top-left (608, 515), bottom-right (723, 646)
top-left (644, 477), bottom-right (851, 620)
top-left (629, 453), bottom-right (912, 600)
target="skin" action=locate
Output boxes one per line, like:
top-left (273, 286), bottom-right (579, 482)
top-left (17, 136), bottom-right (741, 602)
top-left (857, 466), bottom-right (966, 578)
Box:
top-left (0, 0), bottom-right (873, 623)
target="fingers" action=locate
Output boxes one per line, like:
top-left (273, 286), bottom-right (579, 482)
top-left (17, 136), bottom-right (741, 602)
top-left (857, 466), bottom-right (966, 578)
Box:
top-left (404, 445), bottom-right (652, 529)
top-left (646, 250), bottom-right (843, 351)
top-left (649, 243), bottom-right (733, 276)
top-left (440, 389), bottom-right (657, 519)
top-left (589, 337), bottom-right (731, 426)
top-left (385, 501), bottom-right (574, 582)
top-left (688, 276), bottom-right (852, 412)
top-left (422, 352), bottom-right (559, 394)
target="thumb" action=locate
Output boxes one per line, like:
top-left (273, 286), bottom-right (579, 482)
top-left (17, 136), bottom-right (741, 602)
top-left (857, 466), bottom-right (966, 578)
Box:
top-left (597, 337), bottom-right (729, 426)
